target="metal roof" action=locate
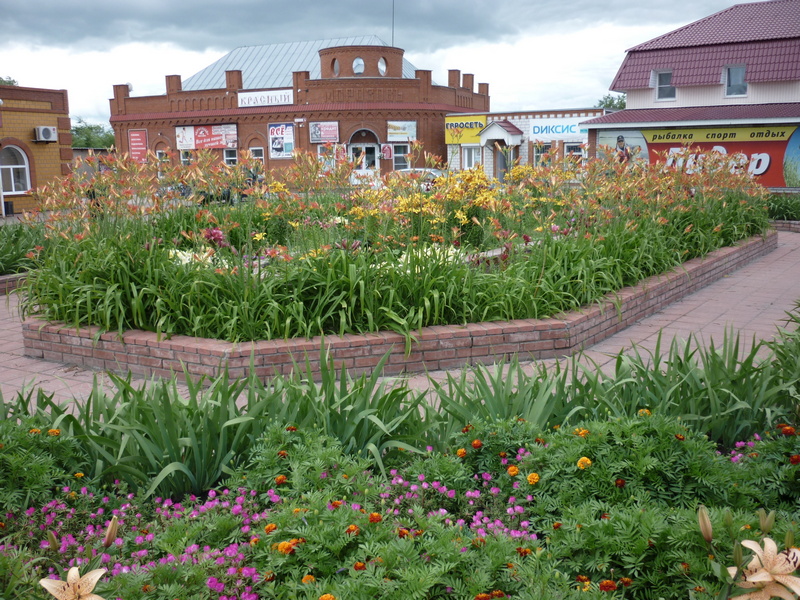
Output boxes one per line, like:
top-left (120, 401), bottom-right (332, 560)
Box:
top-left (580, 103), bottom-right (800, 127)
top-left (183, 36), bottom-right (421, 91)
top-left (611, 38), bottom-right (800, 90)
top-left (629, 0), bottom-right (800, 51)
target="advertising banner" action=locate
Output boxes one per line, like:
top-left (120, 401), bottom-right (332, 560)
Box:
top-left (530, 117), bottom-right (589, 143)
top-left (309, 121), bottom-right (339, 144)
top-left (387, 121), bottom-right (417, 142)
top-left (175, 124), bottom-right (238, 150)
top-left (238, 89), bottom-right (294, 108)
top-left (128, 129), bottom-right (148, 163)
top-left (269, 123), bottom-right (295, 159)
top-left (445, 115), bottom-right (487, 144)
top-left (598, 126), bottom-right (800, 187)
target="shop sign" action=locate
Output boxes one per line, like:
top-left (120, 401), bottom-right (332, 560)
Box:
top-left (310, 121), bottom-right (339, 144)
top-left (598, 126), bottom-right (800, 187)
top-left (128, 129), bottom-right (148, 163)
top-left (238, 89), bottom-right (294, 108)
top-left (387, 121), bottom-right (417, 142)
top-left (269, 123), bottom-right (295, 159)
top-left (530, 117), bottom-right (588, 143)
top-left (445, 115), bottom-right (487, 144)
top-left (175, 124), bottom-right (238, 150)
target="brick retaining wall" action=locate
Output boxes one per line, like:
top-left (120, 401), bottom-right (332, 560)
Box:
top-left (22, 230), bottom-right (777, 381)
top-left (0, 273), bottom-right (26, 295)
top-left (773, 221), bottom-right (800, 233)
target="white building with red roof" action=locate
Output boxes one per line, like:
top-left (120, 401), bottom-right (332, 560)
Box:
top-left (582, 0), bottom-right (800, 188)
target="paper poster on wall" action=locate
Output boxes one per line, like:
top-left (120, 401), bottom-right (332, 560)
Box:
top-left (309, 122), bottom-right (339, 144)
top-left (387, 121), bottom-right (416, 142)
top-left (269, 123), bottom-right (295, 159)
top-left (175, 124), bottom-right (237, 150)
top-left (128, 129), bottom-right (148, 163)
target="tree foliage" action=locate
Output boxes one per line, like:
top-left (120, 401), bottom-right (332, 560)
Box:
top-left (595, 93), bottom-right (626, 110)
top-left (0, 76), bottom-right (18, 86)
top-left (71, 117), bottom-right (115, 149)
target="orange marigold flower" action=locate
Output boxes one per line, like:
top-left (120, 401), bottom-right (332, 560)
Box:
top-left (527, 472), bottom-right (540, 485)
top-left (693, 586), bottom-right (706, 593)
top-left (47, 429), bottom-right (60, 436)
top-left (576, 575), bottom-right (590, 583)
top-left (471, 439), bottom-right (483, 449)
top-left (249, 536), bottom-right (260, 546)
top-left (681, 562), bottom-right (690, 572)
top-left (462, 424), bottom-right (473, 433)
top-left (368, 512), bottom-right (382, 523)
top-left (577, 457), bottom-right (592, 469)
top-left (781, 426), bottom-right (796, 436)
top-left (456, 448), bottom-right (467, 458)
top-left (398, 528), bottom-right (410, 538)
top-left (615, 478), bottom-right (626, 488)
top-left (29, 428), bottom-right (41, 434)
top-left (74, 473), bottom-right (84, 478)
top-left (354, 561), bottom-right (367, 571)
top-left (142, 584), bottom-right (153, 592)
top-left (516, 547), bottom-right (532, 557)
top-left (573, 428), bottom-right (589, 438)
top-left (264, 571), bottom-right (276, 582)
top-left (534, 437), bottom-right (545, 445)
top-left (277, 450), bottom-right (288, 458)
top-left (491, 592), bottom-right (506, 598)
top-left (275, 475), bottom-right (288, 485)
top-left (599, 580), bottom-right (617, 592)
top-left (619, 577), bottom-right (633, 587)
top-left (345, 524), bottom-right (360, 536)
top-left (507, 465), bottom-right (520, 477)
top-left (264, 523), bottom-right (277, 534)
top-left (285, 425), bottom-right (297, 431)
top-left (498, 451), bottom-right (507, 458)
top-left (331, 500), bottom-right (342, 508)
top-left (302, 574), bottom-right (316, 584)
top-left (319, 595), bottom-right (336, 600)
top-left (675, 434), bottom-right (686, 441)
top-left (277, 541), bottom-right (296, 554)
top-left (637, 408), bottom-right (652, 417)
top-left (475, 594), bottom-right (491, 600)
top-left (790, 454), bottom-right (800, 465)
top-left (472, 537), bottom-right (486, 547)
top-left (553, 522), bottom-right (562, 529)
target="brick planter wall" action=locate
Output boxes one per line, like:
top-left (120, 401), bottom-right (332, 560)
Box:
top-left (0, 273), bottom-right (26, 295)
top-left (22, 231), bottom-right (777, 381)
top-left (772, 220), bottom-right (800, 233)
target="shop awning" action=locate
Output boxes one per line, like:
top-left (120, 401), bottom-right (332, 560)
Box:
top-left (478, 119), bottom-right (523, 147)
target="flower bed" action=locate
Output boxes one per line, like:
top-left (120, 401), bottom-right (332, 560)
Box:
top-left (22, 230), bottom-right (776, 381)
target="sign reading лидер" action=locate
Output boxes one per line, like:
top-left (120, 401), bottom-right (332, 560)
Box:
top-left (238, 90), bottom-right (294, 108)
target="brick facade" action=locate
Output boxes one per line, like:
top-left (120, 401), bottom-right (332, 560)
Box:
top-left (21, 230), bottom-right (777, 382)
top-left (109, 44), bottom-right (489, 173)
top-left (0, 86), bottom-right (72, 213)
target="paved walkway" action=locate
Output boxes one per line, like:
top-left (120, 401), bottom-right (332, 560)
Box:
top-left (2, 231), bottom-right (800, 404)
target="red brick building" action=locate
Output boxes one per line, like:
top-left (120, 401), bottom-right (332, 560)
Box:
top-left (0, 85), bottom-right (72, 214)
top-left (110, 37), bottom-right (490, 179)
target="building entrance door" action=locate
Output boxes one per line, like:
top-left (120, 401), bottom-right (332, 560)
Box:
top-left (349, 143), bottom-right (381, 187)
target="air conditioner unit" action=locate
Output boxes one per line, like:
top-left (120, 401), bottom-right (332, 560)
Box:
top-left (34, 126), bottom-right (58, 142)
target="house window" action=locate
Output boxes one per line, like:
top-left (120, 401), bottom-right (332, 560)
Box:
top-left (249, 147), bottom-right (264, 163)
top-left (462, 145), bottom-right (482, 169)
top-left (533, 143), bottom-right (551, 167)
top-left (0, 146), bottom-right (31, 194)
top-left (155, 150), bottom-right (168, 179)
top-left (656, 71), bottom-right (676, 100)
top-left (180, 150), bottom-right (193, 166)
top-left (725, 66), bottom-right (747, 96)
top-left (393, 144), bottom-right (409, 170)
top-left (223, 149), bottom-right (238, 166)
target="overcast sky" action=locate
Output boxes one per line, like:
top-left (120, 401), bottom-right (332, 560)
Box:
top-left (2, 0), bottom-right (743, 125)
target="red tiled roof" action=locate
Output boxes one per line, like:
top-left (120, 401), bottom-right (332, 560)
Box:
top-left (611, 38), bottom-right (800, 89)
top-left (580, 103), bottom-right (800, 126)
top-left (630, 0), bottom-right (800, 51)
top-left (490, 119), bottom-right (524, 135)
top-left (111, 102), bottom-right (475, 123)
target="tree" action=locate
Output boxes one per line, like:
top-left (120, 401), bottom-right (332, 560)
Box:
top-left (0, 76), bottom-right (18, 86)
top-left (71, 117), bottom-right (115, 149)
top-left (595, 93), bottom-right (626, 110)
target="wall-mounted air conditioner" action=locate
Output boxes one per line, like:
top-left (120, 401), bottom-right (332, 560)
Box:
top-left (34, 126), bottom-right (58, 142)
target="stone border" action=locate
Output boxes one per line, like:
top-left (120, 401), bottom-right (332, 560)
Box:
top-left (772, 220), bottom-right (800, 234)
top-left (0, 273), bottom-right (26, 296)
top-left (22, 231), bottom-right (777, 380)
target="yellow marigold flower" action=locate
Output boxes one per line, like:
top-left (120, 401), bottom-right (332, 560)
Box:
top-left (577, 457), bottom-right (592, 470)
top-left (527, 473), bottom-right (540, 485)
top-left (507, 465), bottom-right (520, 477)
top-left (637, 408), bottom-right (652, 417)
top-left (573, 428), bottom-right (589, 438)
top-left (29, 428), bottom-right (42, 434)
top-left (47, 429), bottom-right (60, 436)
top-left (456, 448), bottom-right (467, 458)
top-left (264, 523), bottom-right (277, 534)
top-left (302, 574), bottom-right (316, 584)
top-left (319, 595), bottom-right (336, 600)
top-left (74, 472), bottom-right (84, 478)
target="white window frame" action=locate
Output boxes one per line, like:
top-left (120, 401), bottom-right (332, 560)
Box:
top-left (180, 150), bottom-right (193, 166)
top-left (393, 144), bottom-right (410, 170)
top-left (249, 147), bottom-right (264, 163)
top-left (724, 65), bottom-right (747, 97)
top-left (223, 149), bottom-right (238, 166)
top-left (655, 71), bottom-right (676, 101)
top-left (462, 145), bottom-right (482, 170)
top-left (0, 146), bottom-right (32, 195)
top-left (155, 150), bottom-right (168, 179)
top-left (533, 143), bottom-right (552, 167)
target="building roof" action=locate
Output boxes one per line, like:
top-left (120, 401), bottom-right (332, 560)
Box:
top-left (629, 0), bottom-right (800, 51)
top-left (610, 0), bottom-right (800, 90)
top-left (183, 36), bottom-right (422, 91)
top-left (581, 103), bottom-right (800, 127)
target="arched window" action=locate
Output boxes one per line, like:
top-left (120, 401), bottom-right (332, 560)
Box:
top-left (0, 146), bottom-right (31, 194)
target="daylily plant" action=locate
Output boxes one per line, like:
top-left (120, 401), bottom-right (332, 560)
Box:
top-left (728, 538), bottom-right (800, 600)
